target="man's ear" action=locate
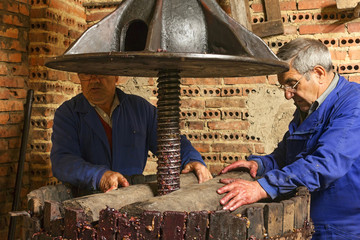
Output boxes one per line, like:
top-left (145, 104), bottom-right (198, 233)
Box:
top-left (313, 65), bottom-right (327, 84)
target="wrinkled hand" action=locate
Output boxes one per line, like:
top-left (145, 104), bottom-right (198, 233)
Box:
top-left (99, 170), bottom-right (130, 192)
top-left (219, 160), bottom-right (259, 178)
top-left (181, 161), bottom-right (213, 183)
top-left (217, 178), bottom-right (269, 211)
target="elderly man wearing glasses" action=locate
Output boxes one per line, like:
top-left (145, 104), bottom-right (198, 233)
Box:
top-left (217, 38), bottom-right (360, 239)
top-left (50, 73), bottom-right (212, 194)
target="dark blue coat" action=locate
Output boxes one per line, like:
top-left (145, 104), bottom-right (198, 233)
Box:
top-left (250, 75), bottom-right (360, 235)
top-left (50, 88), bottom-right (204, 190)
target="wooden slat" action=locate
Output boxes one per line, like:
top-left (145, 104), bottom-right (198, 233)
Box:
top-left (251, 19), bottom-right (284, 38)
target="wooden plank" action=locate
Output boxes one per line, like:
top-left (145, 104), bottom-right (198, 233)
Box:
top-left (251, 19), bottom-right (284, 38)
top-left (139, 211), bottom-right (161, 240)
top-left (264, 0), bottom-right (282, 20)
top-left (264, 203), bottom-right (283, 237)
top-left (336, 0), bottom-right (359, 9)
top-left (185, 211), bottom-right (209, 240)
top-left (246, 206), bottom-right (264, 239)
top-left (161, 211), bottom-right (187, 240)
top-left (281, 200), bottom-right (294, 233)
top-left (229, 0), bottom-right (252, 30)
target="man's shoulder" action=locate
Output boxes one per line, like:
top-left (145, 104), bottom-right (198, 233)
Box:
top-left (116, 88), bottom-right (152, 107)
top-left (57, 93), bottom-right (87, 113)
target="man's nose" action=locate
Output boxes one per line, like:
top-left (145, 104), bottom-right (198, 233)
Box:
top-left (284, 90), bottom-right (294, 100)
top-left (88, 75), bottom-right (100, 83)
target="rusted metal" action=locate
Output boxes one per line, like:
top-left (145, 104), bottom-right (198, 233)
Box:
top-left (98, 207), bottom-right (121, 240)
top-left (156, 71), bottom-right (181, 195)
top-left (139, 211), bottom-right (161, 239)
top-left (64, 208), bottom-right (85, 239)
top-left (45, 0), bottom-right (288, 78)
top-left (185, 211), bottom-right (209, 240)
top-left (162, 211), bottom-right (187, 240)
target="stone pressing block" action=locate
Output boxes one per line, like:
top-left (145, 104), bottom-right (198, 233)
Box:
top-left (61, 172), bottom-right (207, 222)
top-left (120, 171), bottom-right (253, 216)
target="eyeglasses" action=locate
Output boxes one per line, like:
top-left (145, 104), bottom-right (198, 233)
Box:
top-left (278, 74), bottom-right (305, 93)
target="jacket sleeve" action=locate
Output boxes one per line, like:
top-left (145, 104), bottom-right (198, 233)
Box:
top-left (50, 103), bottom-right (109, 190)
top-left (146, 105), bottom-right (206, 169)
top-left (258, 104), bottom-right (360, 199)
top-left (248, 131), bottom-right (289, 176)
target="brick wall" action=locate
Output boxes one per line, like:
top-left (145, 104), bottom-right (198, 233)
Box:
top-left (0, 0), bottom-right (31, 238)
top-left (1, 0), bottom-right (360, 238)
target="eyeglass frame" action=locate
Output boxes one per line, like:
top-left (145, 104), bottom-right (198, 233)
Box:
top-left (278, 73), bottom-right (307, 93)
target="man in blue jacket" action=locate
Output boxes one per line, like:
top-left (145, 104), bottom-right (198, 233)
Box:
top-left (217, 38), bottom-right (360, 239)
top-left (50, 73), bottom-right (212, 193)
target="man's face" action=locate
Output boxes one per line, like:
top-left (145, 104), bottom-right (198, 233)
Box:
top-left (78, 74), bottom-right (117, 106)
top-left (277, 66), bottom-right (319, 113)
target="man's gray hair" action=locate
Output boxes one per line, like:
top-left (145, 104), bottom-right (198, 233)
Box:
top-left (277, 38), bottom-right (333, 75)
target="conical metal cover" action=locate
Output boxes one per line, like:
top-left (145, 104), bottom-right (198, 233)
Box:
top-left (45, 0), bottom-right (288, 77)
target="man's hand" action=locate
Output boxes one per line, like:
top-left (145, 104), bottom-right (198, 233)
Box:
top-left (219, 160), bottom-right (259, 178)
top-left (99, 170), bottom-right (130, 192)
top-left (217, 179), bottom-right (269, 211)
top-left (181, 161), bottom-right (213, 183)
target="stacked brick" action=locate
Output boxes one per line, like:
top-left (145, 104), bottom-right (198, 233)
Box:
top-left (28, 0), bottom-right (86, 190)
top-left (0, 0), bottom-right (31, 238)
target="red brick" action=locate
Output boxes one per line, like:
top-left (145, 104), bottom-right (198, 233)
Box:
top-left (10, 89), bottom-right (27, 99)
top-left (8, 52), bottom-right (22, 63)
top-left (330, 49), bottom-right (347, 61)
top-left (349, 48), bottom-right (360, 60)
top-left (0, 139), bottom-right (8, 151)
top-left (299, 24), bottom-right (345, 34)
top-left (251, 3), bottom-right (263, 12)
top-left (0, 27), bottom-right (19, 38)
top-left (0, 149), bottom-right (18, 163)
top-left (280, 1), bottom-right (297, 11)
top-left (192, 143), bottom-right (210, 153)
top-left (9, 112), bottom-right (23, 123)
top-left (0, 165), bottom-right (12, 177)
top-left (284, 25), bottom-right (298, 35)
top-left (0, 64), bottom-right (7, 75)
top-left (298, 0), bottom-right (336, 10)
top-left (8, 138), bottom-right (20, 149)
top-left (181, 78), bottom-right (222, 85)
top-left (224, 76), bottom-right (266, 84)
top-left (211, 143), bottom-right (253, 153)
top-left (0, 89), bottom-right (11, 99)
top-left (87, 11), bottom-right (113, 23)
top-left (348, 75), bottom-right (360, 84)
top-left (181, 99), bottom-right (205, 109)
top-left (0, 113), bottom-right (9, 124)
top-left (2, 14), bottom-right (24, 27)
top-left (19, 3), bottom-right (30, 16)
top-left (186, 121), bottom-right (204, 130)
top-left (348, 22), bottom-right (360, 33)
top-left (207, 121), bottom-right (249, 130)
top-left (11, 64), bottom-right (29, 76)
top-left (0, 125), bottom-right (21, 138)
top-left (205, 98), bottom-right (246, 108)
top-left (0, 76), bottom-right (25, 88)
top-left (0, 100), bottom-right (23, 111)
top-left (30, 153), bottom-right (50, 164)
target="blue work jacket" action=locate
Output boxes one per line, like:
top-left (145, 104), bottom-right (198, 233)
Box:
top-left (250, 75), bottom-right (360, 234)
top-left (50, 88), bottom-right (205, 190)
